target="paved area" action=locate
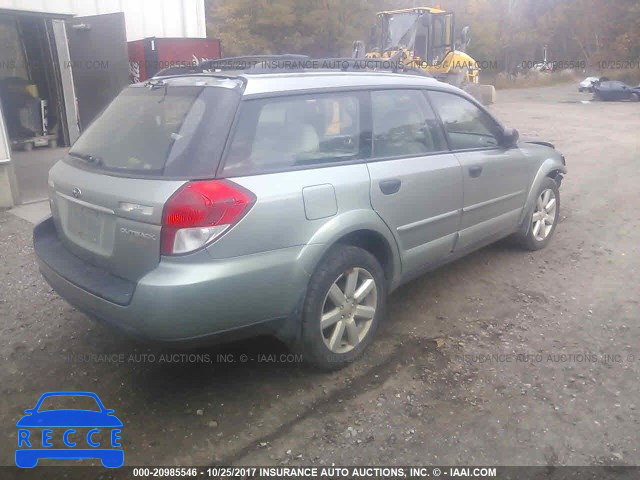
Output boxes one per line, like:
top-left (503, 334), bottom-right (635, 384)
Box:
top-left (7, 200), bottom-right (50, 224)
top-left (11, 146), bottom-right (67, 204)
top-left (1, 84), bottom-right (638, 469)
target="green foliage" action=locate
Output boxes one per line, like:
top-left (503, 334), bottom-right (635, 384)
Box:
top-left (205, 0), bottom-right (640, 71)
top-left (206, 0), bottom-right (378, 57)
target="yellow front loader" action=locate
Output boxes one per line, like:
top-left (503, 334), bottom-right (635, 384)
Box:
top-left (354, 6), bottom-right (495, 103)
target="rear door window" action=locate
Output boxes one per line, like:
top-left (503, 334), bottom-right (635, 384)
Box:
top-left (221, 92), bottom-right (365, 176)
top-left (371, 89), bottom-right (447, 158)
top-left (67, 84), bottom-right (240, 177)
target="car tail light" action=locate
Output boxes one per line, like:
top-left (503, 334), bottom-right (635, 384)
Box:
top-left (161, 180), bottom-right (255, 255)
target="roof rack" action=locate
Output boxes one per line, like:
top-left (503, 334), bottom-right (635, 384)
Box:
top-left (245, 57), bottom-right (432, 77)
top-left (153, 55), bottom-right (309, 78)
top-left (199, 54), bottom-right (310, 71)
top-left (153, 55), bottom-right (432, 79)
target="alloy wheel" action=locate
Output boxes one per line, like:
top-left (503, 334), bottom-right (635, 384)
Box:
top-left (531, 188), bottom-right (557, 241)
top-left (320, 267), bottom-right (378, 354)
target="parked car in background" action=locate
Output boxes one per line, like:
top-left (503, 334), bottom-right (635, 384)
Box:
top-left (33, 69), bottom-right (567, 370)
top-left (578, 76), bottom-right (601, 92)
top-left (593, 80), bottom-right (640, 101)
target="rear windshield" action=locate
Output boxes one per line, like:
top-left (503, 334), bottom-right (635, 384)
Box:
top-left (67, 84), bottom-right (240, 177)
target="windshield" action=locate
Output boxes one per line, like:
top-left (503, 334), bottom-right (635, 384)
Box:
top-left (430, 13), bottom-right (453, 64)
top-left (382, 12), bottom-right (419, 51)
top-left (68, 84), bottom-right (240, 178)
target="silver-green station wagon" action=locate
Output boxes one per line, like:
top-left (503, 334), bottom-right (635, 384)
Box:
top-left (34, 70), bottom-right (566, 369)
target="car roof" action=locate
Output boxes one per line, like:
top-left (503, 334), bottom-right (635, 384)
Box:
top-left (241, 71), bottom-right (446, 95)
top-left (144, 71), bottom-right (454, 97)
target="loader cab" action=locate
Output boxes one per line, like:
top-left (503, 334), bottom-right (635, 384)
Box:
top-left (376, 8), bottom-right (454, 66)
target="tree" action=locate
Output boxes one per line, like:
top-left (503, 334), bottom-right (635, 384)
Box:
top-left (205, 0), bottom-right (640, 72)
top-left (206, 0), bottom-right (378, 57)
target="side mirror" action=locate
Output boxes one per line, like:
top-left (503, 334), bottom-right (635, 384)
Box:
top-left (458, 26), bottom-right (471, 51)
top-left (369, 24), bottom-right (378, 46)
top-left (460, 26), bottom-right (470, 44)
top-left (352, 40), bottom-right (365, 58)
top-left (501, 127), bottom-right (519, 147)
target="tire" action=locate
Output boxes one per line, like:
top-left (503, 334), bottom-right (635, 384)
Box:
top-left (631, 92), bottom-right (640, 102)
top-left (516, 177), bottom-right (560, 251)
top-left (22, 142), bottom-right (33, 152)
top-left (299, 245), bottom-right (386, 371)
top-left (48, 139), bottom-right (58, 148)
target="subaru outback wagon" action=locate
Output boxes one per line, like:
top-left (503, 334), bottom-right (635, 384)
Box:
top-left (34, 70), bottom-right (566, 370)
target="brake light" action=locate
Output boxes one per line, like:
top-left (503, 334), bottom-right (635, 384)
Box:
top-left (161, 180), bottom-right (255, 255)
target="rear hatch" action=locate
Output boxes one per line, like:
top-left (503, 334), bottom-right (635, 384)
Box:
top-left (48, 77), bottom-right (241, 282)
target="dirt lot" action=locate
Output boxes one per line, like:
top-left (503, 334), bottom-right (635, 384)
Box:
top-left (1, 83), bottom-right (639, 470)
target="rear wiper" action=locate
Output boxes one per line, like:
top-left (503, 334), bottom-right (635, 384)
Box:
top-left (145, 78), bottom-right (169, 102)
top-left (145, 78), bottom-right (164, 86)
top-left (69, 151), bottom-right (103, 166)
top-left (145, 79), bottom-right (168, 90)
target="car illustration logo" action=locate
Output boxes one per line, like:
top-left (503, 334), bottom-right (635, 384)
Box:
top-left (15, 391), bottom-right (123, 468)
top-left (71, 187), bottom-right (82, 199)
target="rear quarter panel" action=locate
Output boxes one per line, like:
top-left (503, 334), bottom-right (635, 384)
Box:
top-left (207, 164), bottom-right (401, 284)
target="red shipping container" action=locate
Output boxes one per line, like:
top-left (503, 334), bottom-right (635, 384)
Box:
top-left (128, 37), bottom-right (221, 83)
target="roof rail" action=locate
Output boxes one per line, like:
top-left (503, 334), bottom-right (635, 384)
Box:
top-left (246, 57), bottom-right (433, 77)
top-left (153, 55), bottom-right (432, 79)
top-left (153, 55), bottom-right (310, 78)
top-left (153, 64), bottom-right (205, 77)
top-left (199, 54), bottom-right (310, 71)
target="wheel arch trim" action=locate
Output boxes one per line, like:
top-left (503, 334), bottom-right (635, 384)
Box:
top-left (518, 159), bottom-right (566, 227)
top-left (299, 209), bottom-right (402, 289)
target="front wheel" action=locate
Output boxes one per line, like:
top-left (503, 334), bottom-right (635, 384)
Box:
top-left (299, 245), bottom-right (386, 371)
top-left (516, 177), bottom-right (560, 251)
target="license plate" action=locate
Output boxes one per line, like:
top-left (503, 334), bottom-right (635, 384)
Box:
top-left (68, 203), bottom-right (102, 246)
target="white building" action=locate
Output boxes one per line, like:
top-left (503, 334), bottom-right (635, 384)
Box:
top-left (0, 0), bottom-right (206, 206)
top-left (0, 0), bottom-right (206, 40)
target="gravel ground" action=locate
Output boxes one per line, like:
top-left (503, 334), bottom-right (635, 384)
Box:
top-left (1, 83), bottom-right (639, 470)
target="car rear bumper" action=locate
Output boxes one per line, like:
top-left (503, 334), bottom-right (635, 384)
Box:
top-left (34, 217), bottom-right (316, 342)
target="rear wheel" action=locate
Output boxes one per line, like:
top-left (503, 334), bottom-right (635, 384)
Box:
top-left (631, 92), bottom-right (640, 102)
top-left (516, 177), bottom-right (560, 251)
top-left (299, 245), bottom-right (385, 370)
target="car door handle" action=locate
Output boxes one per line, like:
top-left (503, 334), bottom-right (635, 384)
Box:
top-left (379, 179), bottom-right (402, 195)
top-left (468, 165), bottom-right (483, 178)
